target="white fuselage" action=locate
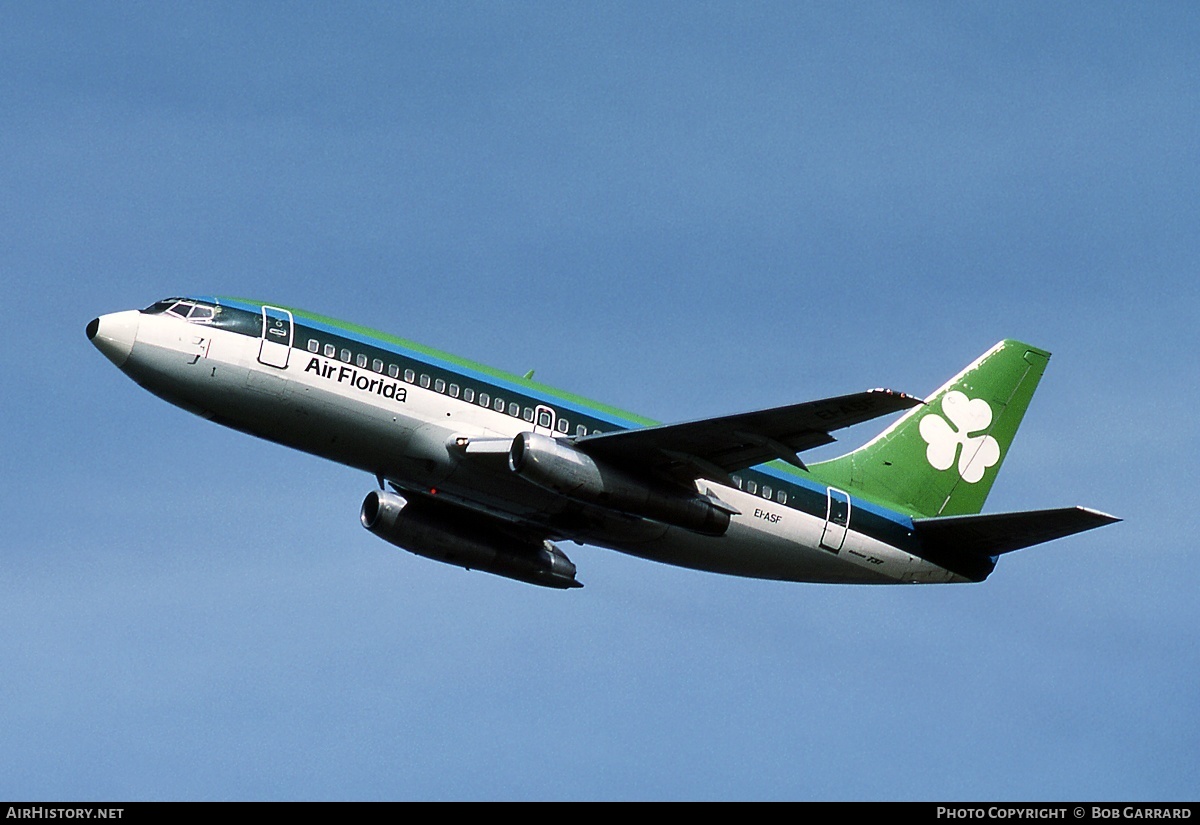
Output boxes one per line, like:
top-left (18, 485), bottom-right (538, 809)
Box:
top-left (91, 304), bottom-right (969, 585)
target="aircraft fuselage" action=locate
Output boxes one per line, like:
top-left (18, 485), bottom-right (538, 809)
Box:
top-left (91, 297), bottom-right (1082, 588)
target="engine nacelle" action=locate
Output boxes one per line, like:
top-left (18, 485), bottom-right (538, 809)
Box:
top-left (508, 431), bottom-right (731, 537)
top-left (360, 490), bottom-right (581, 589)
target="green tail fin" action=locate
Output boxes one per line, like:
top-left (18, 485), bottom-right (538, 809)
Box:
top-left (809, 340), bottom-right (1051, 517)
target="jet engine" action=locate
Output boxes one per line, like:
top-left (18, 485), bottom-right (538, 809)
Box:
top-left (508, 431), bottom-right (732, 536)
top-left (360, 490), bottom-right (581, 589)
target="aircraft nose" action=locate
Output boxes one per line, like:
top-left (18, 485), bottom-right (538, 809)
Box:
top-left (87, 310), bottom-right (140, 368)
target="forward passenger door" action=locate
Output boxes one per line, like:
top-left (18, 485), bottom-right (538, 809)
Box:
top-left (258, 306), bottom-right (294, 369)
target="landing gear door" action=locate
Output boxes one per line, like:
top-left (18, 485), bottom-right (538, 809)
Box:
top-left (820, 488), bottom-right (851, 553)
top-left (258, 306), bottom-right (294, 369)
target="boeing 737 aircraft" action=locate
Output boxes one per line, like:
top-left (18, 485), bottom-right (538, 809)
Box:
top-left (88, 297), bottom-right (1117, 589)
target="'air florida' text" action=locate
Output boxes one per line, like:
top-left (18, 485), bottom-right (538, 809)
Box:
top-left (304, 357), bottom-right (408, 403)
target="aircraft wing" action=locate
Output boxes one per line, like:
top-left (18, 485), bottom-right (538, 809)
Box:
top-left (574, 388), bottom-right (922, 482)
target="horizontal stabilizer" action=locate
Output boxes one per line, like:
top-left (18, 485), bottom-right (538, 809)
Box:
top-left (914, 507), bottom-right (1120, 557)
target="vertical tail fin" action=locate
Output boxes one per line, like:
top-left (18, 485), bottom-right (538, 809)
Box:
top-left (809, 340), bottom-right (1051, 517)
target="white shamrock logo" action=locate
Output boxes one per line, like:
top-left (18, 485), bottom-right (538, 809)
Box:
top-left (918, 391), bottom-right (1001, 484)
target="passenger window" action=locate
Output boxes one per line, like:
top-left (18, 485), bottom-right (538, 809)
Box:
top-left (537, 410), bottom-right (553, 428)
top-left (479, 392), bottom-right (490, 406)
top-left (449, 384), bottom-right (460, 398)
top-left (307, 339), bottom-right (319, 353)
top-left (435, 379), bottom-right (446, 393)
top-left (776, 490), bottom-right (787, 504)
top-left (356, 354), bottom-right (367, 368)
top-left (339, 349), bottom-right (351, 363)
top-left (388, 365), bottom-right (399, 379)
top-left (493, 398), bottom-right (504, 412)
top-left (762, 485), bottom-right (772, 499)
top-left (508, 402), bottom-right (519, 416)
top-left (556, 418), bottom-right (568, 433)
top-left (419, 374), bottom-right (431, 389)
top-left (464, 388), bottom-right (475, 403)
top-left (746, 480), bottom-right (757, 494)
top-left (373, 358), bottom-right (383, 373)
top-left (732, 475), bottom-right (743, 490)
top-left (576, 425), bottom-right (587, 437)
top-left (324, 344), bottom-right (335, 358)
top-left (404, 369), bottom-right (415, 383)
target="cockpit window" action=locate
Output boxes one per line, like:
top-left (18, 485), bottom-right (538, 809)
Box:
top-left (142, 297), bottom-right (220, 324)
top-left (144, 298), bottom-right (199, 317)
top-left (143, 298), bottom-right (183, 314)
top-left (140, 297), bottom-right (277, 337)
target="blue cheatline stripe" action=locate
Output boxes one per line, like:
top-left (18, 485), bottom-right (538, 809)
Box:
top-left (754, 464), bottom-right (915, 529)
top-left (213, 296), bottom-right (656, 431)
top-left (209, 296), bottom-right (914, 531)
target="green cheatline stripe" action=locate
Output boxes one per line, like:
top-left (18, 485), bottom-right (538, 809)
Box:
top-left (219, 296), bottom-right (659, 427)
top-left (215, 295), bottom-right (918, 527)
top-left (214, 297), bottom-right (917, 522)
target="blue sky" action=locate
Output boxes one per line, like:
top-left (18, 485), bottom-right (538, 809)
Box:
top-left (2, 2), bottom-right (1197, 800)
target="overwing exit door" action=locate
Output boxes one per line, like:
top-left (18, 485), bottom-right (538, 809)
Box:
top-left (533, 404), bottom-right (557, 437)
